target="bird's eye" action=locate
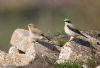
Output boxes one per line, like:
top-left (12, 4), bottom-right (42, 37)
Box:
top-left (66, 21), bottom-right (71, 23)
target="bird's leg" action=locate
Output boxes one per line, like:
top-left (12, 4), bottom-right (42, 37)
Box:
top-left (69, 36), bottom-right (74, 41)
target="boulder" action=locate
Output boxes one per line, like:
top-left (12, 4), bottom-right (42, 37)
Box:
top-left (1, 28), bottom-right (100, 68)
top-left (56, 30), bottom-right (100, 65)
top-left (10, 29), bottom-right (60, 68)
top-left (0, 46), bottom-right (35, 67)
top-left (9, 46), bottom-right (35, 66)
top-left (0, 50), bottom-right (12, 66)
top-left (10, 29), bottom-right (31, 52)
top-left (96, 66), bottom-right (100, 68)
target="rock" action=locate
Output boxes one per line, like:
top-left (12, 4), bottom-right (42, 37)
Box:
top-left (0, 46), bottom-right (35, 67)
top-left (56, 44), bottom-right (73, 63)
top-left (0, 50), bottom-right (17, 68)
top-left (82, 65), bottom-right (88, 68)
top-left (9, 46), bottom-right (35, 66)
top-left (1, 28), bottom-right (100, 68)
top-left (10, 29), bottom-right (31, 52)
top-left (0, 50), bottom-right (12, 66)
top-left (10, 29), bottom-right (36, 61)
top-left (96, 66), bottom-right (100, 68)
top-left (56, 30), bottom-right (100, 65)
top-left (10, 29), bottom-right (60, 68)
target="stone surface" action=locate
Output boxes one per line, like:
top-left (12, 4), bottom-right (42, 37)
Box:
top-left (0, 50), bottom-right (12, 66)
top-left (56, 30), bottom-right (100, 64)
top-left (10, 29), bottom-right (31, 52)
top-left (10, 29), bottom-right (60, 68)
top-left (96, 66), bottom-right (100, 68)
top-left (1, 28), bottom-right (100, 68)
top-left (9, 46), bottom-right (35, 66)
top-left (0, 46), bottom-right (35, 67)
top-left (82, 65), bottom-right (88, 68)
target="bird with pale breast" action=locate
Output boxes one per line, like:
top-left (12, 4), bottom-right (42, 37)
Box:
top-left (27, 23), bottom-right (49, 42)
top-left (64, 19), bottom-right (87, 41)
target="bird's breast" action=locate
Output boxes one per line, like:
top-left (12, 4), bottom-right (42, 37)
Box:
top-left (64, 25), bottom-right (77, 36)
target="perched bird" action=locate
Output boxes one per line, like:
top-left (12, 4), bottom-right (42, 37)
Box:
top-left (64, 19), bottom-right (87, 41)
top-left (27, 23), bottom-right (49, 41)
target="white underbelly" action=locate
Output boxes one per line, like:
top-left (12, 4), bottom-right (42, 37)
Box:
top-left (64, 26), bottom-right (77, 36)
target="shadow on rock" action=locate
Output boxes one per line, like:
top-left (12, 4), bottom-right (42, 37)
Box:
top-left (73, 38), bottom-right (97, 50)
top-left (36, 40), bottom-right (60, 53)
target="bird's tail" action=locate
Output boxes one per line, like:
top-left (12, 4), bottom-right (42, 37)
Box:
top-left (80, 33), bottom-right (87, 38)
top-left (41, 34), bottom-right (50, 41)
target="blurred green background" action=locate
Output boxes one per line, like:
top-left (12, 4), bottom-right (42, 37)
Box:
top-left (0, 0), bottom-right (100, 51)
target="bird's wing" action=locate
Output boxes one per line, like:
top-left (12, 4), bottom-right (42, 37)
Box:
top-left (67, 25), bottom-right (80, 34)
top-left (67, 25), bottom-right (87, 38)
top-left (40, 34), bottom-right (50, 40)
top-left (29, 27), bottom-right (41, 36)
top-left (69, 23), bottom-right (76, 29)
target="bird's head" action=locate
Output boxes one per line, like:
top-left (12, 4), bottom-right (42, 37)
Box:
top-left (27, 23), bottom-right (35, 29)
top-left (27, 23), bottom-right (43, 40)
top-left (64, 19), bottom-right (71, 25)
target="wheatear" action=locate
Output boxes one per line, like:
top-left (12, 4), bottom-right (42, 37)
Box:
top-left (64, 19), bottom-right (87, 41)
top-left (27, 23), bottom-right (49, 42)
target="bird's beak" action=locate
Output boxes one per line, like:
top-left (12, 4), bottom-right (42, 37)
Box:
top-left (27, 25), bottom-right (29, 29)
top-left (64, 22), bottom-right (67, 25)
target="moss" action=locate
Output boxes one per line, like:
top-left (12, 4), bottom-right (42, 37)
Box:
top-left (54, 59), bottom-right (98, 68)
top-left (47, 35), bottom-right (54, 40)
top-left (57, 40), bottom-right (66, 47)
top-left (55, 61), bottom-right (82, 68)
top-left (54, 31), bottom-right (66, 36)
top-left (47, 31), bottom-right (66, 41)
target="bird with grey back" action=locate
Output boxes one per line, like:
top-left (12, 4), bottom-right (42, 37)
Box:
top-left (64, 19), bottom-right (87, 41)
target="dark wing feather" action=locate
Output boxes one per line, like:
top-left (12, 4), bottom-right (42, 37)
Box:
top-left (67, 25), bottom-right (87, 38)
top-left (41, 34), bottom-right (51, 41)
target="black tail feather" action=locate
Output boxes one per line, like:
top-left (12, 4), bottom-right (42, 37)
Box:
top-left (41, 34), bottom-right (50, 41)
top-left (80, 33), bottom-right (87, 38)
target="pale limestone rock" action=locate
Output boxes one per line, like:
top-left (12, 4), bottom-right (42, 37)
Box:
top-left (9, 46), bottom-right (19, 55)
top-left (10, 29), bottom-right (36, 60)
top-left (8, 45), bottom-right (35, 66)
top-left (82, 65), bottom-right (88, 68)
top-left (3, 28), bottom-right (100, 68)
top-left (0, 47), bottom-right (32, 67)
top-left (0, 50), bottom-right (13, 66)
top-left (56, 43), bottom-right (72, 64)
top-left (10, 29), bottom-right (30, 52)
top-left (10, 29), bottom-right (60, 68)
top-left (56, 31), bottom-right (100, 64)
top-left (8, 29), bottom-right (36, 66)
top-left (10, 54), bottom-right (32, 66)
top-left (25, 43), bottom-right (36, 60)
top-left (96, 66), bottom-right (100, 68)
top-left (10, 29), bottom-right (43, 52)
top-left (10, 29), bottom-right (59, 65)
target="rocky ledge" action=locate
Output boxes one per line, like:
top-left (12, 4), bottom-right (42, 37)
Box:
top-left (0, 29), bottom-right (100, 68)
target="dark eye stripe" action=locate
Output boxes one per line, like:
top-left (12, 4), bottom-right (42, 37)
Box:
top-left (67, 21), bottom-right (71, 23)
top-left (64, 20), bottom-right (71, 23)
